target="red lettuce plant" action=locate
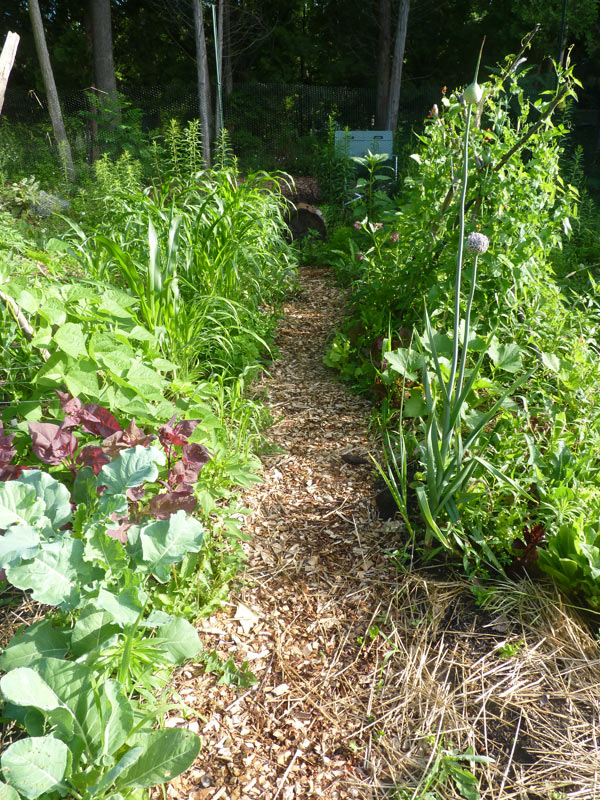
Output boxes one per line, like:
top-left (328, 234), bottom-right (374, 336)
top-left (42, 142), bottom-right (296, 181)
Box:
top-left (0, 422), bottom-right (22, 481)
top-left (3, 391), bottom-right (211, 519)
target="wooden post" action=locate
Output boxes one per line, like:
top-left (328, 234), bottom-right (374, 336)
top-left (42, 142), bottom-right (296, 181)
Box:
top-left (0, 31), bottom-right (20, 117)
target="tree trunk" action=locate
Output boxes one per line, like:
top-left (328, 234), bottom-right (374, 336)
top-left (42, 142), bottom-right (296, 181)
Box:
top-left (223, 0), bottom-right (233, 95)
top-left (385, 0), bottom-right (410, 132)
top-left (89, 0), bottom-right (120, 130)
top-left (215, 0), bottom-right (224, 136)
top-left (28, 0), bottom-right (76, 181)
top-left (193, 0), bottom-right (212, 167)
top-left (375, 0), bottom-right (392, 129)
top-left (0, 31), bottom-right (20, 117)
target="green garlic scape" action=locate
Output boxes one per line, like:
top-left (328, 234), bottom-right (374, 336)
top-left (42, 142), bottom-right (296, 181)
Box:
top-left (464, 36), bottom-right (486, 105)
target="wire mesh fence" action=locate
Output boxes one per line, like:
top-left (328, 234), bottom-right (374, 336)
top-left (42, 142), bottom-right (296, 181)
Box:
top-left (2, 80), bottom-right (442, 170)
top-left (8, 79), bottom-right (596, 184)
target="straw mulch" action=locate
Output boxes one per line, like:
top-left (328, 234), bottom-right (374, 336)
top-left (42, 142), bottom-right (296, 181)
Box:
top-left (156, 267), bottom-right (600, 800)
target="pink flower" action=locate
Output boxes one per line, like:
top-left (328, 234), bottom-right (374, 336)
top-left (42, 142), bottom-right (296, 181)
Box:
top-left (390, 232), bottom-right (399, 243)
top-left (353, 221), bottom-right (361, 230)
top-left (373, 222), bottom-right (383, 230)
top-left (357, 252), bottom-right (364, 261)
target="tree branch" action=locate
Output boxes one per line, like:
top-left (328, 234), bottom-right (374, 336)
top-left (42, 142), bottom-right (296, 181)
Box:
top-left (0, 290), bottom-right (50, 361)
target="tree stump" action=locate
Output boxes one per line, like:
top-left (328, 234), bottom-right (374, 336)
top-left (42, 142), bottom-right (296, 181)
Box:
top-left (285, 202), bottom-right (326, 241)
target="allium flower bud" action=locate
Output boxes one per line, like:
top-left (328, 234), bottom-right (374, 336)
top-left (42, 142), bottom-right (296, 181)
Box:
top-left (466, 231), bottom-right (489, 254)
top-left (463, 80), bottom-right (483, 105)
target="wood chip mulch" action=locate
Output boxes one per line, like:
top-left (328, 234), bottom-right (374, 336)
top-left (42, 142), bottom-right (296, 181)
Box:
top-left (160, 266), bottom-right (402, 800)
top-left (158, 266), bottom-right (600, 800)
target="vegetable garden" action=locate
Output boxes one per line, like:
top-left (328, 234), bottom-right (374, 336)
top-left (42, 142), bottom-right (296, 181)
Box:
top-left (1, 33), bottom-right (600, 800)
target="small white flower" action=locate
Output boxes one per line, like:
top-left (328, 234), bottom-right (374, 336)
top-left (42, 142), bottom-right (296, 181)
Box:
top-left (466, 231), bottom-right (489, 254)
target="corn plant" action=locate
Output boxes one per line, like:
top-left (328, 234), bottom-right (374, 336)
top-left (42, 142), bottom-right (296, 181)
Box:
top-left (92, 212), bottom-right (182, 342)
top-left (60, 162), bottom-right (294, 381)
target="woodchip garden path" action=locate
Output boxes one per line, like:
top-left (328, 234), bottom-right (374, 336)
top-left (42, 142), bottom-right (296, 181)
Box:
top-left (158, 266), bottom-right (600, 800)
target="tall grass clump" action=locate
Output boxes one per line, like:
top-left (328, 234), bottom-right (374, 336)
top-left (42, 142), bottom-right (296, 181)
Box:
top-left (61, 135), bottom-right (295, 382)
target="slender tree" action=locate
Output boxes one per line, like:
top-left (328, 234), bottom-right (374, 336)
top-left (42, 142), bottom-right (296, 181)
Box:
top-left (385, 0), bottom-right (410, 131)
top-left (193, 0), bottom-right (212, 166)
top-left (28, 0), bottom-right (75, 180)
top-left (0, 31), bottom-right (20, 117)
top-left (375, 0), bottom-right (392, 128)
top-left (89, 0), bottom-right (120, 121)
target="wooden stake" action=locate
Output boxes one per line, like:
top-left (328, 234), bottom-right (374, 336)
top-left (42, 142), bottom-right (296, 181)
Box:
top-left (0, 31), bottom-right (20, 117)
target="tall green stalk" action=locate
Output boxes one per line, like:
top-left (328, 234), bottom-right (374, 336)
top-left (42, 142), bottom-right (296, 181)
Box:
top-left (442, 102), bottom-right (472, 466)
top-left (456, 252), bottom-right (479, 405)
top-left (442, 36), bottom-right (485, 463)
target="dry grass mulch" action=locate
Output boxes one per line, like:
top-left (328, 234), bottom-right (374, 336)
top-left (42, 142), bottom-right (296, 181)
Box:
top-left (154, 266), bottom-right (600, 800)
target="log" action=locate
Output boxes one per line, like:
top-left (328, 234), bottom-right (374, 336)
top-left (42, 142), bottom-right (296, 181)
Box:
top-left (0, 31), bottom-right (19, 117)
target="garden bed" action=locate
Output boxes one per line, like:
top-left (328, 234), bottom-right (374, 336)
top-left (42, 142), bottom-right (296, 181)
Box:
top-left (158, 267), bottom-right (600, 800)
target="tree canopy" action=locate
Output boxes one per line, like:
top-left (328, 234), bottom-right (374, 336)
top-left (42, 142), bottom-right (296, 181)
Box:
top-left (1, 1), bottom-right (599, 107)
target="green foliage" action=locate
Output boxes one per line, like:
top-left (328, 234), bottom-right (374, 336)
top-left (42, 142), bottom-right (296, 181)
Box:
top-left (0, 122), bottom-right (66, 188)
top-left (0, 447), bottom-right (204, 606)
top-left (0, 270), bottom-right (176, 419)
top-left (537, 518), bottom-right (600, 608)
top-left (153, 119), bottom-right (206, 182)
top-left (0, 445), bottom-right (211, 796)
top-left (82, 92), bottom-right (152, 166)
top-left (324, 44), bottom-right (600, 603)
top-left (393, 738), bottom-right (492, 800)
top-left (330, 56), bottom-right (580, 376)
top-left (387, 322), bottom-right (533, 560)
top-left (350, 150), bottom-right (394, 220)
top-left (93, 151), bottom-right (143, 198)
top-left (0, 177), bottom-right (41, 216)
top-left (61, 162), bottom-right (295, 381)
top-left (381, 79), bottom-right (535, 556)
top-left (316, 118), bottom-right (355, 207)
top-left (0, 657), bottom-right (200, 800)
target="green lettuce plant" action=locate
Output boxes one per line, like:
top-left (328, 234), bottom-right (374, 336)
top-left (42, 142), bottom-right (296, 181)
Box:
top-left (536, 517), bottom-right (600, 609)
